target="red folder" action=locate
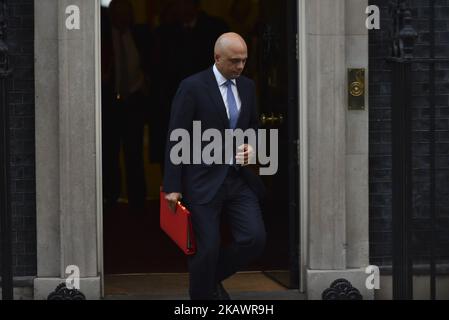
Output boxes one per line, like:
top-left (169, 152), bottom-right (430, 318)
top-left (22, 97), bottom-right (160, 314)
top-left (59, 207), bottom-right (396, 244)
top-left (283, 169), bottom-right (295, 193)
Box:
top-left (160, 191), bottom-right (196, 255)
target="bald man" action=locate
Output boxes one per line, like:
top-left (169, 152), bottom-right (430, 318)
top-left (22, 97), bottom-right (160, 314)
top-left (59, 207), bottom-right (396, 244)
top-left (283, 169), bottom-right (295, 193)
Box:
top-left (163, 33), bottom-right (266, 300)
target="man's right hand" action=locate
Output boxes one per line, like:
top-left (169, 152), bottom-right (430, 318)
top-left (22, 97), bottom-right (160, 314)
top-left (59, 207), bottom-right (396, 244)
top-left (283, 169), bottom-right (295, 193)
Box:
top-left (165, 192), bottom-right (182, 213)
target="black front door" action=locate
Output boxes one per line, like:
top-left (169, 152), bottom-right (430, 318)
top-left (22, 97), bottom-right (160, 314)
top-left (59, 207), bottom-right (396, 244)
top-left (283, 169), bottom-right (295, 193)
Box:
top-left (246, 0), bottom-right (299, 289)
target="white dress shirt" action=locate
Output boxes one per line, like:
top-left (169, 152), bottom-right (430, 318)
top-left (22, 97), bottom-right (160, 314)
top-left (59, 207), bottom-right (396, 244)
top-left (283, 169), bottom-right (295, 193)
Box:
top-left (213, 64), bottom-right (242, 165)
top-left (212, 64), bottom-right (242, 119)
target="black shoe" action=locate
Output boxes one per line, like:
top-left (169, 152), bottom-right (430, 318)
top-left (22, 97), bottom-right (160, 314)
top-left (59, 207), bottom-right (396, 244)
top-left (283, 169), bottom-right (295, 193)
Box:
top-left (213, 283), bottom-right (231, 300)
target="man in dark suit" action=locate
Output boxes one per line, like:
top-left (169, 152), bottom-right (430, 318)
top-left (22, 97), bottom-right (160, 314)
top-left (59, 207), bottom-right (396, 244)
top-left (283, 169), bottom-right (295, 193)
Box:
top-left (164, 33), bottom-right (266, 300)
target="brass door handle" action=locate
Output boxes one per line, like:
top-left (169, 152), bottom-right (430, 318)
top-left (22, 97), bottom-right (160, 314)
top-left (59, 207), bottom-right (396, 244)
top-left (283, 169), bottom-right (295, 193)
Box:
top-left (260, 113), bottom-right (284, 127)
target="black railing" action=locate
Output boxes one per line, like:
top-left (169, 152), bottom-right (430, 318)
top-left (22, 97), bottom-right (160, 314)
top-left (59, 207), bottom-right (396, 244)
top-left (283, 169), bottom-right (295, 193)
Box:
top-left (389, 0), bottom-right (449, 300)
top-left (0, 0), bottom-right (13, 300)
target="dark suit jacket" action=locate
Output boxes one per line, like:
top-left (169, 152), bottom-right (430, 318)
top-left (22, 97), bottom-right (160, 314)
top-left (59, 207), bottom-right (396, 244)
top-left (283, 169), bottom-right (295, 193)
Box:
top-left (163, 67), bottom-right (266, 205)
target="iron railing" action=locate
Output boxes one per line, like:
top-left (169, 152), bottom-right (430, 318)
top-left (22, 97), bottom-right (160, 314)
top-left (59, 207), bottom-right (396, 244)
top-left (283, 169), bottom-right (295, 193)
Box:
top-left (389, 0), bottom-right (449, 300)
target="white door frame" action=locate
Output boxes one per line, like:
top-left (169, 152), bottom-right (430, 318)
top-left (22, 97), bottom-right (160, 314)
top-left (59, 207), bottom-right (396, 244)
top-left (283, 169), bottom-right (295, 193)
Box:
top-left (298, 0), bottom-right (308, 294)
top-left (95, 0), bottom-right (105, 298)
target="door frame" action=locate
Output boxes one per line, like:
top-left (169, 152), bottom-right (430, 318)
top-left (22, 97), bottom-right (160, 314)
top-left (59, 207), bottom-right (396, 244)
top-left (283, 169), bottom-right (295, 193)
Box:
top-left (95, 0), bottom-right (105, 299)
top-left (286, 0), bottom-right (300, 290)
top-left (298, 0), bottom-right (308, 294)
top-left (96, 0), bottom-right (309, 297)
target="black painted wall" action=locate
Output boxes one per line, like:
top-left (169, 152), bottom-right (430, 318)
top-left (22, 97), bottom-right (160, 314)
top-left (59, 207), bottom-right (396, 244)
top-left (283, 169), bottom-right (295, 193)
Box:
top-left (369, 0), bottom-right (449, 268)
top-left (5, 0), bottom-right (36, 277)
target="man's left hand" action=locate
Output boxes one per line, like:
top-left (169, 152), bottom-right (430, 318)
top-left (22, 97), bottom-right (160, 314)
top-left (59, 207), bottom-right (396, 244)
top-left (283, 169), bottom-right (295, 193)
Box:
top-left (236, 144), bottom-right (255, 166)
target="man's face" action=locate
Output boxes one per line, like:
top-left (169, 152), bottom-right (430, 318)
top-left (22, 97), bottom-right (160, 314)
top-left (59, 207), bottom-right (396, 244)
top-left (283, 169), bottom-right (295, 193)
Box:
top-left (215, 45), bottom-right (248, 80)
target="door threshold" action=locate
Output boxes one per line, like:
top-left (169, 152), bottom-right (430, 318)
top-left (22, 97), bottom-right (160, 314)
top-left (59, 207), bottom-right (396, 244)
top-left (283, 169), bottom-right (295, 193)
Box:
top-left (104, 271), bottom-right (303, 299)
top-left (104, 290), bottom-right (305, 300)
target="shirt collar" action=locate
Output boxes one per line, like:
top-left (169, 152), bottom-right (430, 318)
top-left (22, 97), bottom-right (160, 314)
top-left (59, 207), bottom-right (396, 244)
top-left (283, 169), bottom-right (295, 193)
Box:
top-left (213, 64), bottom-right (236, 87)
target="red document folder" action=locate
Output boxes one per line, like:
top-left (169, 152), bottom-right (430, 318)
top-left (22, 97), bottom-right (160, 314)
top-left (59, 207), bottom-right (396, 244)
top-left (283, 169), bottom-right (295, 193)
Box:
top-left (160, 191), bottom-right (196, 255)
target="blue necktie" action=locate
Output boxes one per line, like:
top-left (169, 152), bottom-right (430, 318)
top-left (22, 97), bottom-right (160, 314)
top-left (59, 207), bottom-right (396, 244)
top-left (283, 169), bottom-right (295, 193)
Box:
top-left (225, 80), bottom-right (239, 129)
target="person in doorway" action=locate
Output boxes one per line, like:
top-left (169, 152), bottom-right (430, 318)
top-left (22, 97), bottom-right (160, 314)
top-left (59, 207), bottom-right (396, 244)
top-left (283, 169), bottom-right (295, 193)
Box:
top-left (163, 33), bottom-right (266, 300)
top-left (150, 0), bottom-right (229, 172)
top-left (102, 0), bottom-right (152, 212)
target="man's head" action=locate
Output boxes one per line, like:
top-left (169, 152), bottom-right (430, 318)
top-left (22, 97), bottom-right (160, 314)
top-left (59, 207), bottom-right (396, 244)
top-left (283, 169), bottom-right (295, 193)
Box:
top-left (109, 0), bottom-right (134, 31)
top-left (214, 33), bottom-right (248, 80)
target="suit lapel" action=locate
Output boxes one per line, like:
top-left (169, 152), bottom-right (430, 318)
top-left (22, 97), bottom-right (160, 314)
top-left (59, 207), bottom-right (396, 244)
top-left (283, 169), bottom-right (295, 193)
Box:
top-left (206, 68), bottom-right (230, 129)
top-left (205, 68), bottom-right (250, 130)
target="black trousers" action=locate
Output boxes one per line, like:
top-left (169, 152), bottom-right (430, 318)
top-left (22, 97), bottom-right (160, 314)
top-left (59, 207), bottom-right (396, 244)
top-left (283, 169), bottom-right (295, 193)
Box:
top-left (185, 167), bottom-right (266, 300)
top-left (102, 91), bottom-right (146, 209)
